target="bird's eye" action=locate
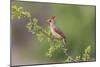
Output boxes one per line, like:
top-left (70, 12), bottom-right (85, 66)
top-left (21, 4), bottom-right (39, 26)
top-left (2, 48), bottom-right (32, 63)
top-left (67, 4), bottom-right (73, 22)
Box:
top-left (49, 20), bottom-right (51, 22)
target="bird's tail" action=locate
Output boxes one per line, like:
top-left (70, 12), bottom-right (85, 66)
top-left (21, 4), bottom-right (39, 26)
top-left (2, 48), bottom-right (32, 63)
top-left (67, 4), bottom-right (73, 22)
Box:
top-left (62, 38), bottom-right (68, 56)
top-left (62, 39), bottom-right (73, 60)
top-left (62, 38), bottom-right (67, 48)
top-left (62, 38), bottom-right (74, 61)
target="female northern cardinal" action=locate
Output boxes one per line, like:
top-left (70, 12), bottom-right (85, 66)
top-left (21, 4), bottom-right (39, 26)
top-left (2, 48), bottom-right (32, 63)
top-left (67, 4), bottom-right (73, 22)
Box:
top-left (48, 16), bottom-right (67, 47)
top-left (47, 16), bottom-right (72, 57)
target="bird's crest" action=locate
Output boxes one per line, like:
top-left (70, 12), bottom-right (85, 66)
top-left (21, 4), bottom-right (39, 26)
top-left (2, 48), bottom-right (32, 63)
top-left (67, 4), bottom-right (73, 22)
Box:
top-left (51, 16), bottom-right (56, 20)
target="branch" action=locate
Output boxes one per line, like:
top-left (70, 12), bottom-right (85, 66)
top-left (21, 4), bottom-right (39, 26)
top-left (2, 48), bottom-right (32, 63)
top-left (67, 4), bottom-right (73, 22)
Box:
top-left (12, 4), bottom-right (93, 62)
top-left (12, 4), bottom-right (64, 57)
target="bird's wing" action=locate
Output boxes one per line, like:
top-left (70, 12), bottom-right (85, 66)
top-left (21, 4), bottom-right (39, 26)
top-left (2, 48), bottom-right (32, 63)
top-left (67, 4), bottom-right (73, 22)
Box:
top-left (54, 26), bottom-right (65, 38)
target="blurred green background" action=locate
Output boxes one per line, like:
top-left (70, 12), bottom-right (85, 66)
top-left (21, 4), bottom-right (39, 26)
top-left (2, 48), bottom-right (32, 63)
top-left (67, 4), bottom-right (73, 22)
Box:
top-left (11, 1), bottom-right (96, 66)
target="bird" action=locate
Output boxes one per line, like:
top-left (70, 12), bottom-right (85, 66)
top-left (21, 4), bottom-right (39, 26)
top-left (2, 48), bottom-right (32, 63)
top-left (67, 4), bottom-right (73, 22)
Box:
top-left (47, 16), bottom-right (67, 48)
top-left (47, 17), bottom-right (74, 59)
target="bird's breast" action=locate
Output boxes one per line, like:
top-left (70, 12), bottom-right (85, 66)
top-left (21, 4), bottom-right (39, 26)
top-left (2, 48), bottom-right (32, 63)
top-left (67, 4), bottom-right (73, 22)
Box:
top-left (50, 27), bottom-right (62, 39)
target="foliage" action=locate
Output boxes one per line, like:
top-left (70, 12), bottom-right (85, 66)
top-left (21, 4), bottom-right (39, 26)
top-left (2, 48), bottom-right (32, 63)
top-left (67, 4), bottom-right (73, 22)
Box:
top-left (11, 3), bottom-right (93, 62)
top-left (12, 4), bottom-right (64, 57)
top-left (64, 45), bottom-right (91, 62)
top-left (82, 45), bottom-right (91, 61)
top-left (12, 5), bottom-right (31, 19)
